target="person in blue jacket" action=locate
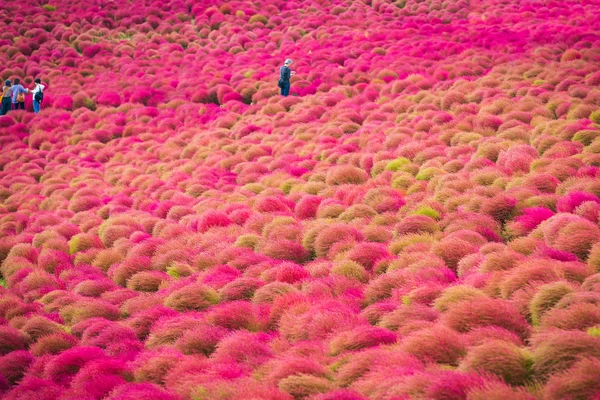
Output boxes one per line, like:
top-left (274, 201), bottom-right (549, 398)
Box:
top-left (279, 58), bottom-right (296, 96)
top-left (11, 78), bottom-right (29, 110)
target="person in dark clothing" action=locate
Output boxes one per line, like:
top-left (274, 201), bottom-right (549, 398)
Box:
top-left (1, 80), bottom-right (12, 116)
top-left (279, 58), bottom-right (295, 96)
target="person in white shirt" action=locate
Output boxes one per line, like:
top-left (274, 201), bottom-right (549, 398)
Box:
top-left (31, 78), bottom-right (45, 114)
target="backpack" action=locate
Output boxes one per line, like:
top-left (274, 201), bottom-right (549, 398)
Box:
top-left (34, 89), bottom-right (43, 103)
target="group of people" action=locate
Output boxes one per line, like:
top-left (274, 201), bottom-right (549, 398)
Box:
top-left (1, 78), bottom-right (45, 116)
top-left (2, 61), bottom-right (290, 117)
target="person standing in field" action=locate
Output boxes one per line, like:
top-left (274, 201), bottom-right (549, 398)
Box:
top-left (11, 78), bottom-right (29, 110)
top-left (31, 78), bottom-right (45, 114)
top-left (279, 58), bottom-right (296, 97)
top-left (1, 80), bottom-right (12, 116)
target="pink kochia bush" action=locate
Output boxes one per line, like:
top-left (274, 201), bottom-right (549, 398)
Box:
top-left (2, 0), bottom-right (600, 397)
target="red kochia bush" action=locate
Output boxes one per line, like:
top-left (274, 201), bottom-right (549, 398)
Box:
top-left (96, 92), bottom-right (121, 107)
top-left (531, 330), bottom-right (600, 381)
top-left (556, 191), bottom-right (600, 213)
top-left (294, 195), bottom-right (323, 219)
top-left (211, 330), bottom-right (273, 368)
top-left (204, 300), bottom-right (270, 331)
top-left (441, 297), bottom-right (530, 340)
top-left (175, 324), bottom-right (229, 356)
top-left (196, 211), bottom-right (232, 232)
top-left (264, 356), bottom-right (328, 385)
top-left (42, 346), bottom-right (106, 386)
top-left (70, 358), bottom-right (131, 400)
top-left (329, 325), bottom-right (397, 355)
top-left (2, 377), bottom-right (63, 400)
top-left (0, 350), bottom-right (34, 385)
top-left (313, 224), bottom-right (364, 258)
top-left (19, 315), bottom-right (63, 341)
top-left (132, 348), bottom-right (184, 385)
top-left (543, 357), bottom-right (600, 400)
top-left (506, 207), bottom-right (555, 237)
top-left (459, 340), bottom-right (532, 386)
top-left (261, 240), bottom-right (309, 263)
top-left (0, 326), bottom-right (29, 355)
top-left (532, 213), bottom-right (600, 260)
top-left (345, 242), bottom-right (391, 271)
top-left (325, 165), bottom-right (369, 185)
top-left (400, 326), bottom-right (466, 365)
top-left (105, 382), bottom-right (181, 400)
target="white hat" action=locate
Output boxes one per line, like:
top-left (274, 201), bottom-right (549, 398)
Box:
top-left (284, 59), bottom-right (292, 65)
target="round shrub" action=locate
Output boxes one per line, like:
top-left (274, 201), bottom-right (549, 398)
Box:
top-left (132, 349), bottom-right (182, 385)
top-left (175, 324), bottom-right (228, 356)
top-left (126, 270), bottom-right (170, 292)
top-left (42, 346), bottom-right (106, 386)
top-left (441, 297), bottom-right (530, 340)
top-left (0, 326), bottom-right (29, 355)
top-left (260, 240), bottom-right (309, 263)
top-left (253, 281), bottom-right (298, 304)
top-left (531, 330), bottom-right (600, 381)
top-left (540, 303), bottom-right (600, 331)
top-left (59, 299), bottom-right (120, 325)
top-left (433, 237), bottom-right (479, 272)
top-left (542, 357), bottom-right (600, 400)
top-left (529, 281), bottom-right (575, 326)
top-left (105, 382), bottom-right (180, 400)
top-left (70, 359), bottom-right (131, 399)
top-left (264, 356), bottom-right (328, 386)
top-left (212, 330), bottom-right (273, 368)
top-left (464, 326), bottom-right (524, 347)
top-left (163, 283), bottom-right (219, 312)
top-left (219, 276), bottom-right (264, 301)
top-left (108, 256), bottom-right (152, 287)
top-left (400, 326), bottom-right (465, 365)
top-left (433, 285), bottom-right (488, 312)
top-left (325, 165), bottom-right (369, 185)
top-left (345, 242), bottom-right (391, 271)
top-left (467, 381), bottom-right (536, 400)
top-left (1, 377), bottom-right (62, 400)
top-left (532, 214), bottom-right (600, 260)
top-left (459, 340), bottom-right (532, 386)
top-left (378, 304), bottom-right (439, 332)
top-left (329, 325), bottom-right (397, 356)
top-left (334, 348), bottom-right (423, 388)
top-left (30, 332), bottom-right (78, 356)
top-left (331, 260), bottom-right (368, 283)
top-left (0, 350), bottom-right (34, 385)
top-left (313, 224), bottom-right (364, 259)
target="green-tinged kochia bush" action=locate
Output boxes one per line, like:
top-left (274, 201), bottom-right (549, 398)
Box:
top-left (163, 283), bottom-right (219, 312)
top-left (433, 286), bottom-right (488, 312)
top-left (278, 374), bottom-right (334, 398)
top-left (331, 259), bottom-right (368, 283)
top-left (531, 330), bottom-right (600, 381)
top-left (529, 281), bottom-right (574, 325)
top-left (459, 340), bottom-right (533, 386)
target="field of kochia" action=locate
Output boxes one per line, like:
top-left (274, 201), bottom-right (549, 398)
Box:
top-left (1, 0), bottom-right (600, 398)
